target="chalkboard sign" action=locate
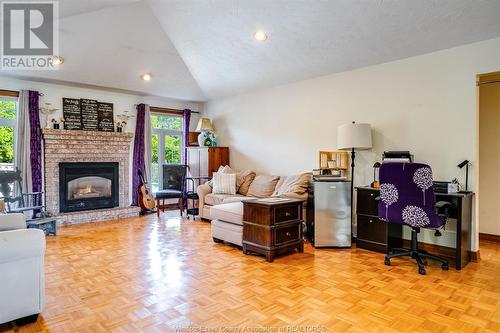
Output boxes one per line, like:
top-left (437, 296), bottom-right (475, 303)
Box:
top-left (80, 99), bottom-right (98, 131)
top-left (62, 98), bottom-right (82, 130)
top-left (97, 102), bottom-right (114, 132)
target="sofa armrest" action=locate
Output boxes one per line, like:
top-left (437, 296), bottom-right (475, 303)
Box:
top-left (196, 183), bottom-right (213, 214)
top-left (0, 213), bottom-right (27, 232)
top-left (0, 229), bottom-right (46, 264)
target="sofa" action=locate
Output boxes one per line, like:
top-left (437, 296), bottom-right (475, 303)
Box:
top-left (196, 166), bottom-right (313, 246)
top-left (0, 214), bottom-right (45, 325)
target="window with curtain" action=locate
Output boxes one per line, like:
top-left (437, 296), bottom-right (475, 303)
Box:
top-left (150, 113), bottom-right (183, 192)
top-left (0, 97), bottom-right (17, 171)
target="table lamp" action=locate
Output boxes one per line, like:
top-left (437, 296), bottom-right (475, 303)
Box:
top-left (195, 118), bottom-right (215, 146)
top-left (337, 121), bottom-right (372, 228)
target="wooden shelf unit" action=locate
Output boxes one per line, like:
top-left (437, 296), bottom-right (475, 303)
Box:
top-left (318, 151), bottom-right (349, 177)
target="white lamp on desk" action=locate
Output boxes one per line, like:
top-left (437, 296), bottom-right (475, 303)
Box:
top-left (337, 121), bottom-right (373, 225)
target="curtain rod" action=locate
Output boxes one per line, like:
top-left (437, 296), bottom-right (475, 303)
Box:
top-left (0, 89), bottom-right (44, 97)
top-left (150, 106), bottom-right (200, 114)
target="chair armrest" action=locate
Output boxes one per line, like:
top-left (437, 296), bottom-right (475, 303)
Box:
top-left (0, 213), bottom-right (26, 231)
top-left (0, 229), bottom-right (45, 264)
top-left (435, 201), bottom-right (453, 209)
top-left (435, 201), bottom-right (454, 219)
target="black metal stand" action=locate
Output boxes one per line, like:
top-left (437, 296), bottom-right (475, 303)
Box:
top-left (350, 148), bottom-right (355, 241)
top-left (385, 228), bottom-right (449, 275)
top-left (465, 163), bottom-right (469, 191)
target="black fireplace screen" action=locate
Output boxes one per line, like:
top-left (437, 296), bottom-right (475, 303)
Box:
top-left (59, 162), bottom-right (119, 213)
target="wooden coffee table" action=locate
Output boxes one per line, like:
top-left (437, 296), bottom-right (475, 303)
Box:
top-left (242, 198), bottom-right (304, 262)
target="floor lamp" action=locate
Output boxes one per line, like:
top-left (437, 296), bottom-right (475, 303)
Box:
top-left (337, 122), bottom-right (373, 237)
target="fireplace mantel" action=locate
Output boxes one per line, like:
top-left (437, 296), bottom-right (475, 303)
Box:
top-left (43, 128), bottom-right (139, 224)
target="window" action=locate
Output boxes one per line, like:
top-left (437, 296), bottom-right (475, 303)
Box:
top-left (150, 113), bottom-right (183, 192)
top-left (0, 98), bottom-right (17, 171)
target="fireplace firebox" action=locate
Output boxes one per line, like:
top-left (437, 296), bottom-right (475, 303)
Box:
top-left (59, 162), bottom-right (119, 213)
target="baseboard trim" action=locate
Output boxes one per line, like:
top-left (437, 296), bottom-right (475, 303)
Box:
top-left (402, 240), bottom-right (455, 261)
top-left (469, 250), bottom-right (480, 262)
top-left (401, 240), bottom-right (480, 263)
top-left (479, 233), bottom-right (500, 243)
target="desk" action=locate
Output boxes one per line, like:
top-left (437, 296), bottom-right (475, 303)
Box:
top-left (355, 186), bottom-right (474, 270)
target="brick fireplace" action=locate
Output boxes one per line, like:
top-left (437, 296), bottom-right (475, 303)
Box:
top-left (43, 129), bottom-right (140, 225)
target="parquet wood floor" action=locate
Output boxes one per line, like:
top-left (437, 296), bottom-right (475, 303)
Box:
top-left (1, 213), bottom-right (500, 333)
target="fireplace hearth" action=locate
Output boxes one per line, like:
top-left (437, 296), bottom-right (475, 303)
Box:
top-left (59, 162), bottom-right (119, 213)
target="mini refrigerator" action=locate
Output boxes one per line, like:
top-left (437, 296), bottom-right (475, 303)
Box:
top-left (312, 178), bottom-right (351, 247)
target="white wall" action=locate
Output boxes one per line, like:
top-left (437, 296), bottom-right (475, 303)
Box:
top-left (0, 76), bottom-right (203, 202)
top-left (205, 37), bottom-right (500, 251)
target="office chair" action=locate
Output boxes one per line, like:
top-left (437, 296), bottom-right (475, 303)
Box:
top-left (378, 162), bottom-right (451, 275)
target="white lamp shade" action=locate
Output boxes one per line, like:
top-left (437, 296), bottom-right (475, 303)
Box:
top-left (337, 123), bottom-right (372, 150)
top-left (195, 118), bottom-right (214, 132)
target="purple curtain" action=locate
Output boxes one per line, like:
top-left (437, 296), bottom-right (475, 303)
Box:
top-left (28, 91), bottom-right (42, 195)
top-left (132, 104), bottom-right (146, 206)
top-left (182, 109), bottom-right (191, 164)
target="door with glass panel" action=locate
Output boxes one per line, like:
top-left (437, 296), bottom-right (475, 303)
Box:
top-left (151, 113), bottom-right (183, 193)
top-left (0, 97), bottom-right (17, 171)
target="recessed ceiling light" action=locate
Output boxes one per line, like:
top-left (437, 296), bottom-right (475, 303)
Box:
top-left (50, 55), bottom-right (64, 65)
top-left (253, 31), bottom-right (268, 41)
top-left (140, 73), bottom-right (152, 81)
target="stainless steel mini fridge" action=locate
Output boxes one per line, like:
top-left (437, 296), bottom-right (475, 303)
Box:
top-left (313, 178), bottom-right (352, 247)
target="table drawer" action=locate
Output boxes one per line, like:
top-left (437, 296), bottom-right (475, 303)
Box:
top-left (356, 189), bottom-right (379, 216)
top-left (357, 215), bottom-right (387, 244)
top-left (275, 223), bottom-right (301, 245)
top-left (274, 205), bottom-right (299, 223)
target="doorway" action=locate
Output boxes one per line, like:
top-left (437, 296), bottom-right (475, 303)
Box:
top-left (478, 71), bottom-right (500, 237)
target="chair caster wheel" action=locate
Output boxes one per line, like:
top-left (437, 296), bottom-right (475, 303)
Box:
top-left (384, 257), bottom-right (390, 266)
top-left (442, 263), bottom-right (449, 270)
top-left (418, 268), bottom-right (426, 275)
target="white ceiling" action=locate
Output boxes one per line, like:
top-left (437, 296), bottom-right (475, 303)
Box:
top-left (4, 0), bottom-right (500, 101)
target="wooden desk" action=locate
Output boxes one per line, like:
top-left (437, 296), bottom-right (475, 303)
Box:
top-left (355, 186), bottom-right (474, 270)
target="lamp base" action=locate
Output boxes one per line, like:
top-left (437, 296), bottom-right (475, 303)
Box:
top-left (198, 132), bottom-right (213, 147)
top-left (197, 133), bottom-right (206, 146)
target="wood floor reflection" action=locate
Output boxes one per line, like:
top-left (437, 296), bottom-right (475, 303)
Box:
top-left (1, 213), bottom-right (500, 332)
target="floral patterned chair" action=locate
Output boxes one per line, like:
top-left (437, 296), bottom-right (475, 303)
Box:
top-left (378, 162), bottom-right (452, 275)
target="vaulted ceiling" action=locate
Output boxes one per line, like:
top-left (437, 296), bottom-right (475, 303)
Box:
top-left (4, 0), bottom-right (500, 101)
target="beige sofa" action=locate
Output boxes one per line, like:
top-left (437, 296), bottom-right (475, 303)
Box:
top-left (196, 169), bottom-right (312, 220)
top-left (197, 167), bottom-right (313, 247)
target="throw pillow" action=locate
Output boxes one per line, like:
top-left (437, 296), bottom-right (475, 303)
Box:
top-left (216, 166), bottom-right (256, 194)
top-left (212, 173), bottom-right (237, 195)
top-left (237, 170), bottom-right (256, 195)
top-left (247, 175), bottom-right (280, 198)
top-left (272, 172), bottom-right (312, 197)
top-left (208, 165), bottom-right (228, 187)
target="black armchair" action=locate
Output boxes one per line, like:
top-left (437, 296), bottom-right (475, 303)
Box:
top-left (154, 164), bottom-right (187, 217)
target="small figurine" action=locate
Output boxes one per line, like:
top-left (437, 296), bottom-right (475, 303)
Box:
top-left (116, 121), bottom-right (126, 132)
top-left (51, 118), bottom-right (60, 129)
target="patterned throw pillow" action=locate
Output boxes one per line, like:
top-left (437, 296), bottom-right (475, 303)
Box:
top-left (212, 173), bottom-right (236, 195)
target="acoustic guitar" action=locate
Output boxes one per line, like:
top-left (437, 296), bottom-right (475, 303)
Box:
top-left (138, 170), bottom-right (155, 211)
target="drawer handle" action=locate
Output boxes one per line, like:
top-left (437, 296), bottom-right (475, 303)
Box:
top-left (369, 219), bottom-right (373, 223)
top-left (370, 193), bottom-right (374, 197)
top-left (286, 232), bottom-right (291, 236)
top-left (285, 212), bottom-right (291, 217)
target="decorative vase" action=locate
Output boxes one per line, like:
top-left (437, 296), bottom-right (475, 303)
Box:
top-left (53, 124), bottom-right (59, 129)
top-left (117, 127), bottom-right (122, 133)
top-left (198, 132), bottom-right (213, 146)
